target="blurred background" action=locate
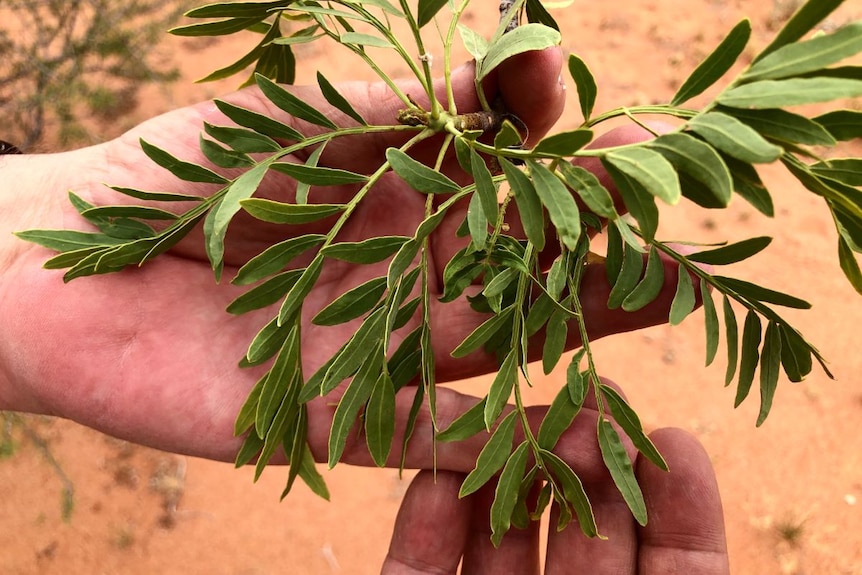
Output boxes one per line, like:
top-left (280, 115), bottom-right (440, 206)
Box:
top-left (1, 0), bottom-right (860, 573)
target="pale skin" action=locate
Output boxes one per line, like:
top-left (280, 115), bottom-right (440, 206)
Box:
top-left (0, 48), bottom-right (729, 573)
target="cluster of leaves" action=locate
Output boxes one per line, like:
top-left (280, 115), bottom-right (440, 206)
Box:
top-left (16, 0), bottom-right (862, 542)
top-left (0, 0), bottom-right (186, 151)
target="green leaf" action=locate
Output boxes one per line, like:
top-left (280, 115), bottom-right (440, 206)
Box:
top-left (201, 137), bottom-right (255, 169)
top-left (525, 0), bottom-right (559, 30)
top-left (386, 148), bottom-right (461, 194)
top-left (477, 24), bottom-right (562, 81)
top-left (757, 322), bottom-right (782, 427)
top-left (485, 350), bottom-right (518, 429)
top-left (108, 186), bottom-right (205, 203)
top-left (79, 205), bottom-right (178, 221)
top-left (467, 190), bottom-right (489, 249)
top-left (293, 443), bottom-right (330, 501)
top-left (15, 229), bottom-right (124, 252)
top-left (839, 236), bottom-right (862, 295)
top-left (537, 382), bottom-right (582, 450)
top-left (703, 282), bottom-right (720, 366)
top-left (256, 74), bottom-right (338, 129)
top-left (567, 351), bottom-right (588, 405)
top-left (171, 16), bottom-right (268, 37)
top-left (603, 163), bottom-right (659, 242)
top-left (319, 308), bottom-right (387, 395)
top-left (814, 109), bottom-right (862, 141)
top-left (140, 139), bottom-right (228, 184)
top-left (600, 384), bottom-right (668, 471)
top-left (500, 158), bottom-right (545, 251)
top-left (214, 99), bottom-right (304, 141)
top-left (234, 374), bottom-right (266, 435)
top-left (245, 316), bottom-right (292, 366)
top-left (540, 449), bottom-right (598, 537)
top-left (316, 72), bottom-right (367, 125)
top-left (558, 163), bottom-right (617, 219)
top-left (669, 268), bottom-right (696, 326)
top-left (417, 0), bottom-right (448, 27)
top-left (723, 296), bottom-right (739, 386)
top-left (340, 31), bottom-right (394, 49)
top-left (532, 129), bottom-right (594, 157)
top-left (365, 372), bottom-right (396, 467)
top-left (282, 407), bottom-right (308, 497)
top-left (227, 269), bottom-right (302, 314)
top-left (278, 255), bottom-right (324, 325)
top-left (607, 243), bottom-right (645, 309)
top-left (271, 162), bottom-right (368, 186)
top-left (255, 328), bottom-right (299, 435)
top-left (387, 239), bottom-right (419, 289)
top-left (724, 107), bottom-right (836, 146)
top-left (812, 159), bottom-right (862, 187)
top-left (541, 312), bottom-right (568, 375)
top-left (716, 276), bottom-right (811, 309)
top-left (235, 431), bottom-right (265, 468)
top-left (598, 418), bottom-right (647, 526)
top-left (452, 307), bottom-right (516, 358)
top-left (204, 122), bottom-right (282, 153)
top-left (745, 22), bottom-right (862, 82)
top-left (722, 155), bottom-right (775, 217)
top-left (185, 1), bottom-right (291, 19)
top-left (494, 120), bottom-right (523, 149)
top-left (779, 325), bottom-right (814, 383)
top-left (437, 398), bottom-right (488, 442)
top-left (734, 310), bottom-right (762, 407)
top-left (688, 236), bottom-right (772, 265)
top-left (622, 247), bottom-right (665, 312)
top-left (605, 223), bottom-right (624, 286)
top-left (648, 133), bottom-right (733, 208)
top-left (233, 235), bottom-right (326, 285)
top-left (490, 442), bottom-right (530, 547)
top-left (529, 161), bottom-right (581, 251)
top-left (240, 199), bottom-right (346, 224)
top-left (469, 148), bottom-right (500, 222)
top-left (322, 236), bottom-right (410, 264)
top-left (458, 23), bottom-right (488, 60)
top-left (312, 276), bottom-right (387, 326)
top-left (568, 53), bottom-right (598, 120)
top-left (459, 411), bottom-right (518, 498)
top-left (755, 0), bottom-right (846, 61)
top-left (328, 350), bottom-right (383, 467)
top-left (718, 78), bottom-right (862, 109)
top-left (672, 19), bottom-right (751, 105)
top-left (688, 112), bottom-right (783, 164)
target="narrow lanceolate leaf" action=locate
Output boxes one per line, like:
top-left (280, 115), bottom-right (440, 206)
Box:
top-left (15, 229), bottom-right (124, 252)
top-left (718, 78), bottom-right (862, 109)
top-left (271, 163), bottom-right (369, 186)
top-left (467, 191), bottom-right (489, 249)
top-left (185, 1), bottom-right (290, 19)
top-left (319, 308), bottom-right (388, 395)
top-left (532, 129), bottom-right (594, 157)
top-left (500, 158), bottom-right (545, 251)
top-left (559, 163), bottom-right (617, 220)
top-left (757, 322), bottom-right (782, 427)
top-left (458, 23), bottom-right (489, 60)
top-left (340, 32), bottom-right (394, 49)
top-left (812, 159), bottom-right (862, 188)
top-left (622, 247), bottom-right (665, 312)
top-left (328, 351), bottom-right (383, 467)
top-left (672, 19), bottom-right (751, 105)
top-left (227, 270), bottom-right (302, 314)
top-left (755, 0), bottom-right (846, 62)
top-left (233, 235), bottom-right (325, 285)
top-left (316, 72), bottom-right (366, 125)
top-left (702, 282), bottom-right (720, 366)
top-left (716, 276), bottom-right (811, 309)
top-left (669, 268), bottom-right (696, 325)
top-left (202, 137), bottom-right (254, 168)
top-left (245, 316), bottom-right (292, 366)
top-left (255, 328), bottom-right (298, 436)
top-left (608, 243), bottom-right (645, 309)
top-left (744, 22), bottom-right (862, 82)
top-left (417, 0), bottom-right (448, 27)
top-left (603, 164), bottom-right (659, 241)
top-left (600, 384), bottom-right (668, 471)
top-left (814, 110), bottom-right (862, 141)
top-left (540, 450), bottom-right (598, 537)
top-left (108, 185), bottom-right (205, 203)
top-left (322, 236), bottom-right (410, 264)
top-left (779, 325), bottom-right (815, 383)
top-left (278, 255), bottom-right (324, 325)
top-left (734, 310), bottom-right (762, 407)
top-left (256, 74), bottom-right (338, 129)
top-left (214, 99), bottom-right (304, 141)
top-left (839, 237), bottom-right (862, 295)
top-left (567, 352), bottom-right (589, 405)
top-left (170, 16), bottom-right (268, 37)
top-left (312, 276), bottom-right (387, 326)
top-left (452, 306), bottom-right (516, 358)
top-left (477, 24), bottom-right (562, 81)
top-left (365, 373), bottom-right (396, 467)
top-left (537, 383), bottom-right (582, 450)
top-left (234, 374), bottom-right (266, 436)
top-left (568, 53), bottom-right (598, 120)
top-left (485, 350), bottom-right (519, 429)
top-left (240, 199), bottom-right (346, 224)
top-left (598, 418), bottom-right (647, 526)
top-left (529, 161), bottom-right (581, 251)
top-left (723, 296), bottom-right (739, 386)
top-left (688, 112), bottom-right (783, 164)
top-left (490, 442), bottom-right (530, 547)
top-left (542, 312), bottom-right (568, 375)
top-left (688, 236), bottom-right (772, 265)
top-left (437, 398), bottom-right (487, 442)
top-left (649, 133), bottom-right (733, 208)
top-left (470, 148), bottom-right (500, 222)
top-left (204, 123), bottom-right (282, 153)
top-left (459, 411), bottom-right (518, 498)
top-left (724, 107), bottom-right (836, 146)
top-left (294, 443), bottom-right (330, 501)
top-left (140, 139), bottom-right (228, 184)
top-left (386, 148), bottom-right (461, 194)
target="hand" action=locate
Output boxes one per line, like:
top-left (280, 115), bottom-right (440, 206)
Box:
top-left (0, 49), bottom-right (690, 469)
top-left (384, 420), bottom-right (729, 574)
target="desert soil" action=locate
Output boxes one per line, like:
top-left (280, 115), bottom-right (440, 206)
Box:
top-left (2, 1), bottom-right (861, 573)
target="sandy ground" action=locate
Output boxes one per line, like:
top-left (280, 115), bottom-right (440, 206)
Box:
top-left (2, 1), bottom-right (862, 573)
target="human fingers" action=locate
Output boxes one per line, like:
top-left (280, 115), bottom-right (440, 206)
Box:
top-left (382, 470), bottom-right (470, 575)
top-left (637, 428), bottom-right (729, 575)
